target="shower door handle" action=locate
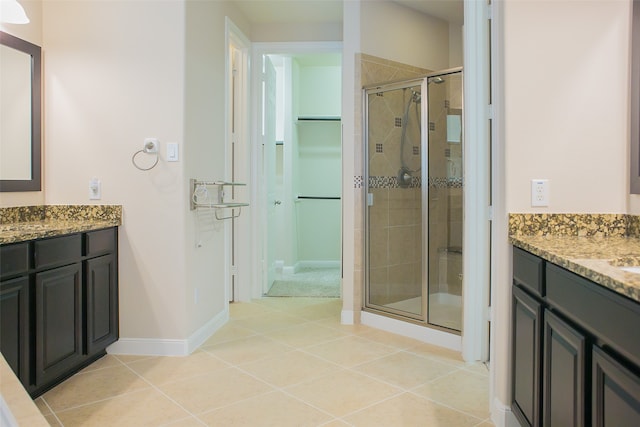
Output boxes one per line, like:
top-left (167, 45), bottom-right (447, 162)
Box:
top-left (274, 200), bottom-right (282, 205)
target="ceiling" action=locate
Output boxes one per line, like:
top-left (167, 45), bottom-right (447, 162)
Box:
top-left (231, 0), bottom-right (463, 26)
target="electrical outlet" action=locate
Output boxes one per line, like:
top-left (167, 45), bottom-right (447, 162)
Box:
top-left (531, 179), bottom-right (549, 207)
top-left (89, 178), bottom-right (101, 200)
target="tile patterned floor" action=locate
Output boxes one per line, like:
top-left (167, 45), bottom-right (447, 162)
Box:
top-left (36, 298), bottom-right (494, 426)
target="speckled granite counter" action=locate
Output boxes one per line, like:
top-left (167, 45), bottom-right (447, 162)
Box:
top-left (509, 214), bottom-right (640, 303)
top-left (0, 205), bottom-right (121, 245)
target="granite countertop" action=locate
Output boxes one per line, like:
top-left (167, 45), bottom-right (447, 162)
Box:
top-left (0, 205), bottom-right (122, 245)
top-left (510, 235), bottom-right (640, 303)
top-left (0, 219), bottom-right (120, 244)
top-left (509, 213), bottom-right (640, 304)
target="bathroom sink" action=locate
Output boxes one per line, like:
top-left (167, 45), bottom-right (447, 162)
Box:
top-left (609, 257), bottom-right (640, 274)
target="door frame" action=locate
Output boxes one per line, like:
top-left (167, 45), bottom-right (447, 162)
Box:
top-left (249, 41), bottom-right (343, 300)
top-left (224, 18), bottom-right (251, 303)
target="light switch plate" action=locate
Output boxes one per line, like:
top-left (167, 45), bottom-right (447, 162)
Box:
top-left (167, 142), bottom-right (179, 162)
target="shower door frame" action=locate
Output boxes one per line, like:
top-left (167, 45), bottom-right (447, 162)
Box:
top-left (363, 77), bottom-right (428, 324)
top-left (363, 68), bottom-right (464, 333)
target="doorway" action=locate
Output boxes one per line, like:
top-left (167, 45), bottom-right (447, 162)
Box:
top-left (252, 43), bottom-right (343, 300)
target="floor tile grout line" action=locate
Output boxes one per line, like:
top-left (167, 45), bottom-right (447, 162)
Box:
top-left (188, 367), bottom-right (354, 425)
top-left (37, 298), bottom-right (493, 426)
top-left (117, 358), bottom-right (213, 424)
top-left (405, 387), bottom-right (489, 422)
top-left (43, 385), bottom-right (156, 416)
top-left (37, 397), bottom-right (65, 427)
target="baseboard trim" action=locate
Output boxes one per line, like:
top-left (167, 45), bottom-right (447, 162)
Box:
top-left (107, 308), bottom-right (229, 357)
top-left (361, 311), bottom-right (462, 351)
top-left (492, 397), bottom-right (519, 427)
top-left (341, 309), bottom-right (355, 325)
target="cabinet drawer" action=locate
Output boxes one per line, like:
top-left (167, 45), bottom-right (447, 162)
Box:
top-left (85, 228), bottom-right (116, 257)
top-left (0, 242), bottom-right (29, 279)
top-left (546, 263), bottom-right (640, 368)
top-left (513, 247), bottom-right (545, 297)
top-left (34, 234), bottom-right (81, 270)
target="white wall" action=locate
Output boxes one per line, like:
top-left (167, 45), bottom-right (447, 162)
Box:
top-left (504, 0), bottom-right (630, 214)
top-left (251, 22), bottom-right (341, 43)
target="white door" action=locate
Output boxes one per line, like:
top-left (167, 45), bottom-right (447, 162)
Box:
top-left (262, 55), bottom-right (277, 294)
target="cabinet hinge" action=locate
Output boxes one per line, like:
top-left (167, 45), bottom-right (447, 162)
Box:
top-left (488, 205), bottom-right (494, 221)
top-left (487, 4), bottom-right (493, 20)
top-left (487, 104), bottom-right (494, 120)
top-left (486, 306), bottom-right (492, 322)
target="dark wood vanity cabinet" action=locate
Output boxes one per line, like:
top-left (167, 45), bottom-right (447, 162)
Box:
top-left (512, 285), bottom-right (543, 427)
top-left (511, 247), bottom-right (640, 427)
top-left (0, 227), bottom-right (118, 397)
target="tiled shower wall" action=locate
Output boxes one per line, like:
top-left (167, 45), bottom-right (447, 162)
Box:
top-left (367, 86), bottom-right (423, 305)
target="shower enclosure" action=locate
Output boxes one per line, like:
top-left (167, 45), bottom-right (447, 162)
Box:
top-left (364, 69), bottom-right (463, 332)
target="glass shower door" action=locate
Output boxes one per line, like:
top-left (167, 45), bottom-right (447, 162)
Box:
top-left (365, 80), bottom-right (425, 320)
top-left (426, 72), bottom-right (463, 331)
top-left (364, 70), bottom-right (463, 332)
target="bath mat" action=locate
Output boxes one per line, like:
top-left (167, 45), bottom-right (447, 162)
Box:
top-left (266, 268), bottom-right (340, 297)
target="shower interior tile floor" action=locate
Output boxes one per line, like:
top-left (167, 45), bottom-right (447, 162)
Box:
top-left (36, 297), bottom-right (493, 427)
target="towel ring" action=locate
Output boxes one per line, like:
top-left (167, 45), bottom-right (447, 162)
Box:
top-left (131, 149), bottom-right (159, 171)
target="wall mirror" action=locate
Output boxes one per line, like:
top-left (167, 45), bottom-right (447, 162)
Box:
top-left (631, 0), bottom-right (640, 194)
top-left (0, 31), bottom-right (41, 192)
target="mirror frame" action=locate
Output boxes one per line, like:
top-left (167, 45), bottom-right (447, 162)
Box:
top-left (631, 0), bottom-right (640, 194)
top-left (0, 31), bottom-right (42, 192)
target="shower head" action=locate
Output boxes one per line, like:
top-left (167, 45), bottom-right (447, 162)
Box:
top-left (431, 76), bottom-right (445, 84)
top-left (411, 90), bottom-right (421, 104)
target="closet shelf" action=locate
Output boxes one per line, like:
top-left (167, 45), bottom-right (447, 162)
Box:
top-left (296, 116), bottom-right (341, 122)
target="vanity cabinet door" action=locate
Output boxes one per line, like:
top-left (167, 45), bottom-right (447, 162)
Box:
top-left (542, 310), bottom-right (586, 427)
top-left (85, 254), bottom-right (118, 355)
top-left (512, 285), bottom-right (543, 427)
top-left (34, 263), bottom-right (83, 388)
top-left (592, 346), bottom-right (640, 427)
top-left (0, 276), bottom-right (30, 386)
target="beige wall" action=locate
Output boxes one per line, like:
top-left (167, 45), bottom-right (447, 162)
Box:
top-left (504, 0), bottom-right (631, 214)
top-left (33, 0), bottom-right (249, 349)
top-left (361, 0), bottom-right (452, 72)
top-left (183, 0), bottom-right (251, 336)
top-left (494, 0), bottom-right (634, 420)
top-left (0, 0), bottom-right (44, 207)
top-left (42, 0), bottom-right (188, 342)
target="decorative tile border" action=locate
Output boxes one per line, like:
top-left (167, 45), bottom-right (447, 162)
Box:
top-left (363, 175), bottom-right (462, 190)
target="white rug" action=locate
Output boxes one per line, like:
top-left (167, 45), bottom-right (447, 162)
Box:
top-left (266, 267), bottom-right (340, 297)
